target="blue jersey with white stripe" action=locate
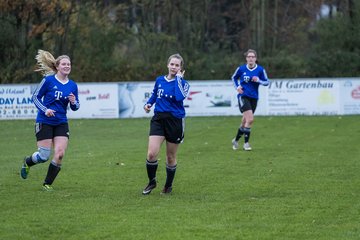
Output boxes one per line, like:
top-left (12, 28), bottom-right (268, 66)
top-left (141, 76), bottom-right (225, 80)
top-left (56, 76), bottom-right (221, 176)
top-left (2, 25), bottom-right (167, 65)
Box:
top-left (147, 75), bottom-right (190, 118)
top-left (231, 64), bottom-right (269, 99)
top-left (33, 74), bottom-right (80, 125)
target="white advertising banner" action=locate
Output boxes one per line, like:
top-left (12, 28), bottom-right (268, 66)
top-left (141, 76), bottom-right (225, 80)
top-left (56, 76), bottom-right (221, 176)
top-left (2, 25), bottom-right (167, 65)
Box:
top-left (117, 81), bottom-right (260, 118)
top-left (266, 79), bottom-right (341, 115)
top-left (183, 81), bottom-right (269, 116)
top-left (1, 78), bottom-right (360, 120)
top-left (118, 82), bottom-right (153, 118)
top-left (184, 81), bottom-right (234, 116)
top-left (339, 78), bottom-right (360, 115)
top-left (0, 85), bottom-right (37, 119)
top-left (67, 83), bottom-right (119, 119)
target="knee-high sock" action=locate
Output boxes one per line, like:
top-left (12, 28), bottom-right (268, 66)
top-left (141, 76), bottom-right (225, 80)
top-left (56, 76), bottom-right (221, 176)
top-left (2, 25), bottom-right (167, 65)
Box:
top-left (235, 127), bottom-right (245, 141)
top-left (243, 127), bottom-right (251, 143)
top-left (43, 161), bottom-right (61, 185)
top-left (146, 159), bottom-right (158, 183)
top-left (26, 156), bottom-right (36, 167)
top-left (165, 164), bottom-right (177, 188)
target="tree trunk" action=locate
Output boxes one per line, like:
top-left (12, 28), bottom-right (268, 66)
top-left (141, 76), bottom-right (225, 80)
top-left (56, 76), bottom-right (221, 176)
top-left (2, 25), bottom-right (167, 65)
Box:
top-left (272, 0), bottom-right (278, 53)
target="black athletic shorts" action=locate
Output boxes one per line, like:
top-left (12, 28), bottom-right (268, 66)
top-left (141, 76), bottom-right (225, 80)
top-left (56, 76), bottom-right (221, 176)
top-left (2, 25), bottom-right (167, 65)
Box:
top-left (149, 112), bottom-right (184, 144)
top-left (238, 96), bottom-right (258, 113)
top-left (35, 123), bottom-right (70, 141)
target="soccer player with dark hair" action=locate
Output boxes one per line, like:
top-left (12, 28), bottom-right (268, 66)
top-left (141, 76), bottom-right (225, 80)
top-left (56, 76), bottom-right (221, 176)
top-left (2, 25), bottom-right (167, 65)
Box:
top-left (231, 49), bottom-right (269, 151)
top-left (20, 50), bottom-right (80, 191)
top-left (142, 53), bottom-right (190, 195)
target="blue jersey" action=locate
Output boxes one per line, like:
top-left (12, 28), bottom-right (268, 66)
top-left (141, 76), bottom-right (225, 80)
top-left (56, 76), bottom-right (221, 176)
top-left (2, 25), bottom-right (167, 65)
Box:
top-left (33, 74), bottom-right (80, 125)
top-left (231, 64), bottom-right (269, 99)
top-left (147, 75), bottom-right (190, 118)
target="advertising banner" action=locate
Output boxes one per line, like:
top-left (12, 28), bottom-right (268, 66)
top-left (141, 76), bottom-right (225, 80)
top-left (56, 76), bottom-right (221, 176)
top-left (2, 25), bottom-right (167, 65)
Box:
top-left (1, 78), bottom-right (359, 120)
top-left (118, 82), bottom-right (153, 118)
top-left (67, 83), bottom-right (119, 119)
top-left (184, 81), bottom-right (268, 116)
top-left (0, 85), bottom-right (37, 119)
top-left (117, 81), bottom-right (264, 118)
top-left (339, 78), bottom-right (360, 115)
top-left (184, 81), bottom-right (233, 116)
top-left (266, 79), bottom-right (340, 115)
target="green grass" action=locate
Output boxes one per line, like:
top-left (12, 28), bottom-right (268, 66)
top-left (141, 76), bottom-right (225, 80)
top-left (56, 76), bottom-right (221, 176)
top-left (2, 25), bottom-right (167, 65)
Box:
top-left (1, 116), bottom-right (360, 239)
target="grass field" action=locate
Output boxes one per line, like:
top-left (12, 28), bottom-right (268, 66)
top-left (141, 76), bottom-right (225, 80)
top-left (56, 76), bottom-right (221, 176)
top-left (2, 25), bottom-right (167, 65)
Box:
top-left (1, 116), bottom-right (359, 239)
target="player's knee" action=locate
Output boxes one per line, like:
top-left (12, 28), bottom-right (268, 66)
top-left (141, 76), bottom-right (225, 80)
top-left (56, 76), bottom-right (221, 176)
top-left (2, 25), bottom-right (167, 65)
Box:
top-left (33, 147), bottom-right (51, 163)
top-left (166, 155), bottom-right (176, 165)
top-left (58, 151), bottom-right (65, 160)
top-left (147, 151), bottom-right (157, 161)
top-left (54, 149), bottom-right (65, 161)
top-left (246, 116), bottom-right (254, 125)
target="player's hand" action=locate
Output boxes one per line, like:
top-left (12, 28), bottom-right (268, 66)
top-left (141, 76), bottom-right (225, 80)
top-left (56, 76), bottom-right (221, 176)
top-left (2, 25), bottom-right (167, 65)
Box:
top-left (144, 104), bottom-right (151, 113)
top-left (251, 76), bottom-right (259, 82)
top-left (45, 109), bottom-right (56, 117)
top-left (237, 86), bottom-right (243, 94)
top-left (68, 93), bottom-right (76, 104)
top-left (176, 69), bottom-right (185, 78)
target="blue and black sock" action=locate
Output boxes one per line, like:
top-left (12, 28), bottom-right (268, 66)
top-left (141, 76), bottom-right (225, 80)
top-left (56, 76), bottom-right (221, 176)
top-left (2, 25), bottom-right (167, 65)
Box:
top-left (243, 127), bottom-right (251, 143)
top-left (235, 127), bottom-right (245, 141)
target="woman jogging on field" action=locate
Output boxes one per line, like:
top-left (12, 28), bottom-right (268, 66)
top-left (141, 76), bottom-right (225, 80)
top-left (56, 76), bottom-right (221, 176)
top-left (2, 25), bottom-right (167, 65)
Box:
top-left (231, 49), bottom-right (269, 151)
top-left (20, 50), bottom-right (80, 191)
top-left (142, 53), bottom-right (190, 195)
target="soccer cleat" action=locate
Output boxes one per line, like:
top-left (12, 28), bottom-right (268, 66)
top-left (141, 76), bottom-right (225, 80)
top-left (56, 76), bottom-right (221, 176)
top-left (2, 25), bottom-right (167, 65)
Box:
top-left (42, 184), bottom-right (54, 191)
top-left (20, 157), bottom-right (30, 179)
top-left (161, 186), bottom-right (172, 194)
top-left (142, 181), bottom-right (157, 195)
top-left (243, 142), bottom-right (252, 151)
top-left (232, 138), bottom-right (239, 150)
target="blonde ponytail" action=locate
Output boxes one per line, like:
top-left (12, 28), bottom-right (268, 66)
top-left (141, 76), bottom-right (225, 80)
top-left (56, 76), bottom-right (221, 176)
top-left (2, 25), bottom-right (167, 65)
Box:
top-left (34, 50), bottom-right (57, 76)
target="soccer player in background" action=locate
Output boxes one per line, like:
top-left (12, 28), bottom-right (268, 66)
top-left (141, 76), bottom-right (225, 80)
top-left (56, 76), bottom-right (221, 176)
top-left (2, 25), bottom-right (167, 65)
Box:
top-left (231, 49), bottom-right (269, 151)
top-left (142, 53), bottom-right (190, 195)
top-left (20, 50), bottom-right (80, 191)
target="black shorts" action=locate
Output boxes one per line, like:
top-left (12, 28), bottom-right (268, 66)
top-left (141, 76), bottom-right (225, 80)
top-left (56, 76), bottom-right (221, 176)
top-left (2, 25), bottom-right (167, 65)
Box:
top-left (35, 123), bottom-right (70, 141)
top-left (149, 112), bottom-right (184, 144)
top-left (238, 96), bottom-right (258, 113)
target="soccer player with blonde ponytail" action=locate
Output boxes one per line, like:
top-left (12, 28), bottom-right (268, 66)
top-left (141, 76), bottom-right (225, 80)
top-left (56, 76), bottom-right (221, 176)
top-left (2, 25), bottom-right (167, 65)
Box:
top-left (20, 50), bottom-right (80, 191)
